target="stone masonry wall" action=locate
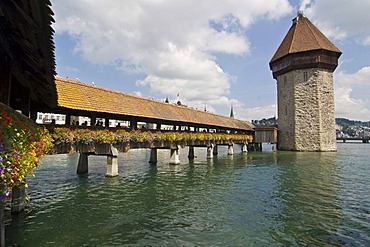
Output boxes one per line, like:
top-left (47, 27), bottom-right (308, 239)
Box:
top-left (277, 69), bottom-right (336, 151)
top-left (317, 70), bottom-right (337, 151)
top-left (277, 71), bottom-right (295, 150)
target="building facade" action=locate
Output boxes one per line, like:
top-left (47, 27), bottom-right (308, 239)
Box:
top-left (269, 12), bottom-right (342, 151)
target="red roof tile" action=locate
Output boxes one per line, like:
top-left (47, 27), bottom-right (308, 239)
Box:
top-left (270, 13), bottom-right (341, 63)
top-left (55, 77), bottom-right (254, 130)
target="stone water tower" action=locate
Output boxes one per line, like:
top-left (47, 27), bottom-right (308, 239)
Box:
top-left (269, 12), bottom-right (341, 151)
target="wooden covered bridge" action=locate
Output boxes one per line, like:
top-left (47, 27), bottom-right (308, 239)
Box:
top-left (50, 77), bottom-right (255, 133)
top-left (0, 0), bottom-right (274, 179)
top-left (39, 77), bottom-right (261, 176)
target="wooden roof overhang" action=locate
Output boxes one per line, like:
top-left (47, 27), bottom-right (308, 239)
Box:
top-left (49, 77), bottom-right (255, 132)
top-left (270, 49), bottom-right (341, 79)
top-left (0, 0), bottom-right (56, 109)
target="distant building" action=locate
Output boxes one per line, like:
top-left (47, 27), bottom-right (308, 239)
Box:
top-left (269, 12), bottom-right (342, 151)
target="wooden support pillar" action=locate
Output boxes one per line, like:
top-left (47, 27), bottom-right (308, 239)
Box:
top-left (169, 146), bottom-right (180, 165)
top-left (130, 118), bottom-right (138, 130)
top-left (207, 144), bottom-right (214, 159)
top-left (228, 144), bottom-right (234, 155)
top-left (149, 148), bottom-right (158, 164)
top-left (242, 143), bottom-right (248, 153)
top-left (77, 153), bottom-right (89, 174)
top-left (213, 145), bottom-right (218, 156)
top-left (106, 156), bottom-right (119, 177)
top-left (11, 185), bottom-right (26, 214)
top-left (91, 115), bottom-right (96, 126)
top-left (156, 123), bottom-right (161, 130)
top-left (65, 114), bottom-right (71, 125)
top-left (188, 146), bottom-right (195, 160)
top-left (104, 117), bottom-right (109, 127)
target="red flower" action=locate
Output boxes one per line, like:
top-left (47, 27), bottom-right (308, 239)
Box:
top-left (2, 112), bottom-right (12, 125)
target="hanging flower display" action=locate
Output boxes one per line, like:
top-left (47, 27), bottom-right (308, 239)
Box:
top-left (51, 128), bottom-right (253, 145)
top-left (0, 104), bottom-right (53, 200)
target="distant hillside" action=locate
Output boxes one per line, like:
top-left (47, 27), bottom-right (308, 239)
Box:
top-left (252, 117), bottom-right (369, 127)
top-left (252, 117), bottom-right (276, 126)
top-left (336, 118), bottom-right (370, 127)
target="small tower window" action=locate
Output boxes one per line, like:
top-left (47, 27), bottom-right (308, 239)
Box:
top-left (284, 76), bottom-right (287, 85)
top-left (285, 105), bottom-right (288, 116)
top-left (303, 71), bottom-right (308, 82)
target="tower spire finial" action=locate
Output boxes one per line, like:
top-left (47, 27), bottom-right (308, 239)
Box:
top-left (230, 104), bottom-right (234, 118)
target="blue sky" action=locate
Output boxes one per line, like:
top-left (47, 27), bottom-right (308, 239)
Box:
top-left (51, 0), bottom-right (370, 121)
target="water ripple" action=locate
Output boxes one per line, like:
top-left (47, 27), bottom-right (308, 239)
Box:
top-left (4, 144), bottom-right (370, 246)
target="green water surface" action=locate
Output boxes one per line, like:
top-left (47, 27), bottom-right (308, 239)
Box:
top-left (5, 143), bottom-right (370, 246)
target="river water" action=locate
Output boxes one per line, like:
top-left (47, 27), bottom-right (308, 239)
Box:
top-left (5, 143), bottom-right (370, 246)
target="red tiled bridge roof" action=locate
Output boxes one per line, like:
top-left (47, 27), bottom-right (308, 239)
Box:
top-left (55, 77), bottom-right (254, 131)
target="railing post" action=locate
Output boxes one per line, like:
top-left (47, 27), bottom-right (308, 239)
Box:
top-left (130, 118), bottom-right (138, 130)
top-left (104, 117), bottom-right (110, 127)
top-left (91, 115), bottom-right (96, 126)
top-left (65, 114), bottom-right (71, 125)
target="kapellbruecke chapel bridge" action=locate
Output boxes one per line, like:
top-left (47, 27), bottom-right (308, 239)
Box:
top-left (1, 1), bottom-right (342, 178)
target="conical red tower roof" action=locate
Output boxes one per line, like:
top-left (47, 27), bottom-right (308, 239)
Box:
top-left (270, 12), bottom-right (341, 63)
top-left (269, 12), bottom-right (341, 79)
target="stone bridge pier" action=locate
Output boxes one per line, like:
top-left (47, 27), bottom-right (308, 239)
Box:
top-left (74, 141), bottom-right (250, 177)
top-left (77, 145), bottom-right (119, 177)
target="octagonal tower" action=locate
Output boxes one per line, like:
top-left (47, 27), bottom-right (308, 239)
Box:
top-left (269, 12), bottom-right (342, 151)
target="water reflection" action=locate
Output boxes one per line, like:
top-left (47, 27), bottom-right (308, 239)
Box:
top-left (269, 151), bottom-right (342, 245)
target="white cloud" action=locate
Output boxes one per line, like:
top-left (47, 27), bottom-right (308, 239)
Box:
top-left (236, 104), bottom-right (277, 122)
top-left (335, 67), bottom-right (370, 121)
top-left (52, 0), bottom-right (293, 118)
top-left (300, 0), bottom-right (370, 45)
